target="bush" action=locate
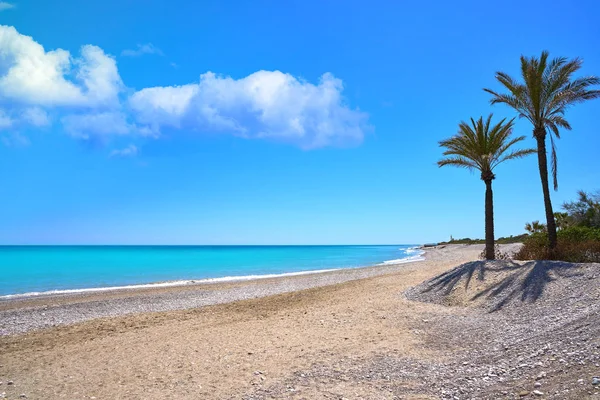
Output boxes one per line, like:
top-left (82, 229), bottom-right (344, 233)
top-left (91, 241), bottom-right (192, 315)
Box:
top-left (555, 240), bottom-right (600, 263)
top-left (562, 190), bottom-right (600, 228)
top-left (514, 233), bottom-right (549, 260)
top-left (515, 227), bottom-right (600, 262)
top-left (557, 226), bottom-right (600, 242)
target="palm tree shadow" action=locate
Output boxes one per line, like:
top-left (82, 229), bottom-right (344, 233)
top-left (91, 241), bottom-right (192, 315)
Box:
top-left (421, 260), bottom-right (584, 312)
top-left (474, 261), bottom-right (584, 311)
top-left (422, 260), bottom-right (521, 296)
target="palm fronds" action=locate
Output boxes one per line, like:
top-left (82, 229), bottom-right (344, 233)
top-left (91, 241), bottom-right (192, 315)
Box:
top-left (484, 51), bottom-right (600, 189)
top-left (438, 114), bottom-right (536, 180)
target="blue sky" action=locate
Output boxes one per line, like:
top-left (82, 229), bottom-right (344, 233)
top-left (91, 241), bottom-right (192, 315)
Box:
top-left (0, 0), bottom-right (599, 245)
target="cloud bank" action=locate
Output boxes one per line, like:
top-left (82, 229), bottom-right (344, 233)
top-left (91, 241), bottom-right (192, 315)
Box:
top-left (0, 25), bottom-right (369, 151)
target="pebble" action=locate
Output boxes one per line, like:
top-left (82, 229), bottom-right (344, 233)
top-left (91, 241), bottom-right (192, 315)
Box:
top-left (536, 372), bottom-right (547, 380)
top-left (6, 382), bottom-right (13, 386)
top-left (3, 260), bottom-right (428, 336)
top-left (5, 247), bottom-right (600, 399)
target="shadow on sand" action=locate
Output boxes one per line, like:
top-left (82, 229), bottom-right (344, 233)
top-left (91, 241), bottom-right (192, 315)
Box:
top-left (421, 260), bottom-right (583, 311)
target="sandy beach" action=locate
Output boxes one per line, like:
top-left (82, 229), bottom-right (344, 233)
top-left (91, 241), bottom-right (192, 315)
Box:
top-left (1, 244), bottom-right (599, 399)
top-left (3, 4), bottom-right (600, 399)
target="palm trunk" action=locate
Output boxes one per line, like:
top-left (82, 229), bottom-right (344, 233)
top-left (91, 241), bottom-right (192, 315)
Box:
top-left (534, 133), bottom-right (558, 252)
top-left (484, 179), bottom-right (495, 260)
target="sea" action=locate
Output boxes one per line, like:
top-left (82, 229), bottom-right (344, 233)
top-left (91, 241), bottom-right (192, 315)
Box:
top-left (0, 245), bottom-right (424, 298)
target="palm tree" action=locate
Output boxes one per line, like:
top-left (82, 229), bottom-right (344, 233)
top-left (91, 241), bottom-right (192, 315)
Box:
top-left (525, 220), bottom-right (547, 234)
top-left (484, 51), bottom-right (600, 251)
top-left (438, 115), bottom-right (535, 260)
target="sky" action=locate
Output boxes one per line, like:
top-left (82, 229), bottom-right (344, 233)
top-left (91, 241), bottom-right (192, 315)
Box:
top-left (0, 0), bottom-right (599, 245)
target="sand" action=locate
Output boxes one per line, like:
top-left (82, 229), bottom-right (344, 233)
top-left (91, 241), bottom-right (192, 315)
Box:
top-left (1, 244), bottom-right (597, 399)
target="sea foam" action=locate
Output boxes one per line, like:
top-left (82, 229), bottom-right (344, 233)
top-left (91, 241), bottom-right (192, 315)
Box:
top-left (0, 268), bottom-right (342, 300)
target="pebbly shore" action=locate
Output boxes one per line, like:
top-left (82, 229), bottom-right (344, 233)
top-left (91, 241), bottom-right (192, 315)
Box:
top-left (1, 252), bottom-right (430, 336)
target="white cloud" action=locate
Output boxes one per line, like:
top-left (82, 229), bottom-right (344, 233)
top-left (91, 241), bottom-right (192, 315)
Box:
top-left (0, 2), bottom-right (15, 11)
top-left (0, 109), bottom-right (13, 129)
top-left (61, 112), bottom-right (133, 139)
top-left (21, 107), bottom-right (50, 127)
top-left (129, 84), bottom-right (199, 129)
top-left (0, 26), bottom-right (82, 105)
top-left (75, 45), bottom-right (124, 107)
top-left (1, 132), bottom-right (30, 147)
top-left (121, 43), bottom-right (163, 57)
top-left (110, 144), bottom-right (138, 157)
top-left (129, 71), bottom-right (368, 148)
top-left (0, 25), bottom-right (370, 150)
top-left (0, 107), bottom-right (50, 132)
top-left (0, 25), bottom-right (123, 107)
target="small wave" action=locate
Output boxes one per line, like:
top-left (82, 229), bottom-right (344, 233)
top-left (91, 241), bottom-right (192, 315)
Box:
top-left (378, 253), bottom-right (425, 265)
top-left (0, 247), bottom-right (428, 300)
top-left (403, 245), bottom-right (424, 254)
top-left (0, 268), bottom-right (342, 300)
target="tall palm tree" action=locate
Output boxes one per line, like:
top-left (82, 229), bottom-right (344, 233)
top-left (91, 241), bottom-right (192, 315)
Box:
top-left (484, 51), bottom-right (600, 251)
top-left (438, 115), bottom-right (535, 260)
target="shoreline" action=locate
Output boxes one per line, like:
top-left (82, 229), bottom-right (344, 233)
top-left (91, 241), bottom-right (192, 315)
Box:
top-left (9, 243), bottom-right (595, 399)
top-left (0, 247), bottom-right (425, 301)
top-left (0, 249), bottom-right (426, 301)
top-left (0, 248), bottom-right (428, 335)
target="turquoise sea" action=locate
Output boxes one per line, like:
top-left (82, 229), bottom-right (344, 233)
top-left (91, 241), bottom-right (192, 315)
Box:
top-left (0, 245), bottom-right (423, 297)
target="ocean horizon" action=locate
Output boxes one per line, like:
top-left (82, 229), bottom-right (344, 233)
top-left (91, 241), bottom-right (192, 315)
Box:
top-left (0, 245), bottom-right (424, 298)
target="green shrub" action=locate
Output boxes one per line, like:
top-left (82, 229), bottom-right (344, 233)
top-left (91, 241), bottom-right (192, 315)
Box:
top-left (557, 226), bottom-right (600, 242)
top-left (514, 233), bottom-right (550, 260)
top-left (562, 190), bottom-right (600, 229)
top-left (515, 227), bottom-right (600, 262)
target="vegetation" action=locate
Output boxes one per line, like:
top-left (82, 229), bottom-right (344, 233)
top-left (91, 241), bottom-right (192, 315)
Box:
top-left (515, 229), bottom-right (600, 262)
top-left (438, 234), bottom-right (528, 246)
top-left (562, 191), bottom-right (600, 228)
top-left (436, 52), bottom-right (598, 262)
top-left (484, 51), bottom-right (600, 251)
top-left (524, 220), bottom-right (547, 234)
top-left (515, 190), bottom-right (600, 262)
top-left (524, 191), bottom-right (600, 233)
top-left (437, 115), bottom-right (535, 260)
